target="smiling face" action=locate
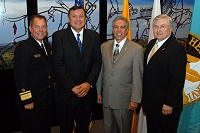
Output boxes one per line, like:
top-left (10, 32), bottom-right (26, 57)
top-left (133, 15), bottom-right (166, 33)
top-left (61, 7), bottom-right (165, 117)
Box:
top-left (112, 19), bottom-right (128, 43)
top-left (68, 8), bottom-right (86, 33)
top-left (29, 17), bottom-right (48, 43)
top-left (153, 18), bottom-right (172, 42)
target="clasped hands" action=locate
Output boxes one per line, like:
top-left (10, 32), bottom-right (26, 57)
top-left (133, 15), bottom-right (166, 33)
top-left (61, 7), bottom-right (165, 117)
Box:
top-left (72, 82), bottom-right (91, 97)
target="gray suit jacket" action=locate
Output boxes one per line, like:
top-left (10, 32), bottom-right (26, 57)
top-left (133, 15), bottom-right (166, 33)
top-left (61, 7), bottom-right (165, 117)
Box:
top-left (97, 39), bottom-right (143, 109)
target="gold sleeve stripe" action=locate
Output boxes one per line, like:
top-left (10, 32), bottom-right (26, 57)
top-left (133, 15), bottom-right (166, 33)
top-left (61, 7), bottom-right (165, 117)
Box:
top-left (20, 90), bottom-right (31, 95)
top-left (19, 91), bottom-right (32, 101)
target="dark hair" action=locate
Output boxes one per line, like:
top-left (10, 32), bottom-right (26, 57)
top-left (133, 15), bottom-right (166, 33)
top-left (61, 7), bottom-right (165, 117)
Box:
top-left (68, 6), bottom-right (86, 17)
top-left (30, 15), bottom-right (47, 26)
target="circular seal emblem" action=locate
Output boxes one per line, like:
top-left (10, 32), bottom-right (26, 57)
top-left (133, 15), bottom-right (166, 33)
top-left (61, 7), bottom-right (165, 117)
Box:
top-left (183, 54), bottom-right (200, 105)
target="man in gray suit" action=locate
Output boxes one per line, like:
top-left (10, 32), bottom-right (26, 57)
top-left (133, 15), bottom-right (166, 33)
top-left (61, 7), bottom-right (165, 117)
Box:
top-left (97, 16), bottom-right (143, 133)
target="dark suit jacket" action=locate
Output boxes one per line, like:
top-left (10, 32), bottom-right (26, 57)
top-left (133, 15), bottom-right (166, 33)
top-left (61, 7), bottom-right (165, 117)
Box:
top-left (52, 26), bottom-right (102, 105)
top-left (142, 33), bottom-right (187, 115)
top-left (14, 36), bottom-right (54, 110)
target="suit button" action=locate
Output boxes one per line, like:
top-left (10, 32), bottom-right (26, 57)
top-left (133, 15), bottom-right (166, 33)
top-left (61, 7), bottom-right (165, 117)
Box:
top-left (49, 86), bottom-right (51, 88)
top-left (110, 85), bottom-right (112, 86)
top-left (48, 76), bottom-right (51, 78)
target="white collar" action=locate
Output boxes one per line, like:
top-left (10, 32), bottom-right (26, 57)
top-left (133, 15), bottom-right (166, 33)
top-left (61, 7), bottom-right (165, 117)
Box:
top-left (156, 35), bottom-right (170, 48)
top-left (114, 37), bottom-right (127, 47)
top-left (32, 36), bottom-right (44, 47)
top-left (71, 27), bottom-right (84, 37)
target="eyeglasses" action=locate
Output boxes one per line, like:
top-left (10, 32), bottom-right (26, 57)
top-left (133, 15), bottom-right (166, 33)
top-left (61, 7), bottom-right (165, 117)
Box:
top-left (153, 25), bottom-right (169, 30)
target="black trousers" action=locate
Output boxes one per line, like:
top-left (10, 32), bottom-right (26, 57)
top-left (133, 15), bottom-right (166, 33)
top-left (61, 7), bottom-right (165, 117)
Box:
top-left (18, 107), bottom-right (52, 133)
top-left (146, 110), bottom-right (181, 133)
top-left (56, 101), bottom-right (91, 133)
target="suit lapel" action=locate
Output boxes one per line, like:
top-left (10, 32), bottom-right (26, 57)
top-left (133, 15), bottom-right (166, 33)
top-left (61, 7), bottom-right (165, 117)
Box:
top-left (109, 41), bottom-right (114, 63)
top-left (114, 39), bottom-right (130, 62)
top-left (44, 42), bottom-right (50, 56)
top-left (144, 40), bottom-right (156, 65)
top-left (44, 41), bottom-right (52, 63)
top-left (82, 29), bottom-right (89, 53)
top-left (67, 27), bottom-right (81, 53)
top-left (147, 34), bottom-right (173, 65)
top-left (118, 39), bottom-right (130, 59)
top-left (29, 36), bottom-right (48, 62)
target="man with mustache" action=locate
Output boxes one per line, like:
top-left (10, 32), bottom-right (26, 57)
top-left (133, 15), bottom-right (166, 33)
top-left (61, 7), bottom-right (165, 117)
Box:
top-left (97, 16), bottom-right (143, 133)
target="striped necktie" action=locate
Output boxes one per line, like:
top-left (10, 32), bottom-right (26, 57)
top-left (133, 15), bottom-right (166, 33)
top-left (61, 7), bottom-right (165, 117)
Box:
top-left (113, 44), bottom-right (120, 62)
top-left (77, 33), bottom-right (82, 50)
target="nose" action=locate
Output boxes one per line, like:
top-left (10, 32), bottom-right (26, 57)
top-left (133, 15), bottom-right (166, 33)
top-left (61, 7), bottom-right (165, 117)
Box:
top-left (38, 27), bottom-right (43, 31)
top-left (76, 16), bottom-right (81, 21)
top-left (116, 27), bottom-right (121, 32)
top-left (156, 28), bottom-right (162, 32)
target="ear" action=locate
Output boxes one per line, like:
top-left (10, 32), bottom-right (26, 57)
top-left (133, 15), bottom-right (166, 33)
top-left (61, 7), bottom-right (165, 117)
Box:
top-left (29, 25), bottom-right (31, 32)
top-left (126, 29), bottom-right (128, 34)
top-left (68, 17), bottom-right (70, 24)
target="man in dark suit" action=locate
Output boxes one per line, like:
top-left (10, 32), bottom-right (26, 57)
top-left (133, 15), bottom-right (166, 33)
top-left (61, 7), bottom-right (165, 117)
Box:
top-left (14, 15), bottom-right (54, 133)
top-left (97, 16), bottom-right (143, 133)
top-left (52, 6), bottom-right (102, 133)
top-left (142, 14), bottom-right (187, 133)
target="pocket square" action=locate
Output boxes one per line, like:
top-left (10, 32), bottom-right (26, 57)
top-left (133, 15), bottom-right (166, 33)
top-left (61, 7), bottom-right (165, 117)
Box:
top-left (34, 54), bottom-right (41, 58)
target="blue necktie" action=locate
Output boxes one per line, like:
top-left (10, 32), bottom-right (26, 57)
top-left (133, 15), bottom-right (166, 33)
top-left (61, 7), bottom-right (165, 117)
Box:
top-left (77, 34), bottom-right (82, 50)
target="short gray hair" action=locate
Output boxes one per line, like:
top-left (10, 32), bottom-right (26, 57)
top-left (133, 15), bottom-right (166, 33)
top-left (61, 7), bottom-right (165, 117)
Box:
top-left (152, 14), bottom-right (173, 29)
top-left (30, 15), bottom-right (47, 26)
top-left (112, 16), bottom-right (129, 29)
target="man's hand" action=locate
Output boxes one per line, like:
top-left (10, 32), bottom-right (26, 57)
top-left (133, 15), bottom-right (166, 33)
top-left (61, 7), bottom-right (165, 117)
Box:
top-left (97, 95), bottom-right (102, 104)
top-left (72, 82), bottom-right (91, 97)
top-left (128, 102), bottom-right (138, 111)
top-left (72, 85), bottom-right (81, 95)
top-left (162, 104), bottom-right (173, 115)
top-left (24, 102), bottom-right (34, 110)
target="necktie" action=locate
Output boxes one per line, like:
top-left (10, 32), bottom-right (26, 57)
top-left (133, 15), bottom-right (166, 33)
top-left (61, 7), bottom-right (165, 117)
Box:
top-left (113, 44), bottom-right (120, 62)
top-left (148, 42), bottom-right (158, 62)
top-left (77, 34), bottom-right (82, 50)
top-left (41, 43), bottom-right (47, 56)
